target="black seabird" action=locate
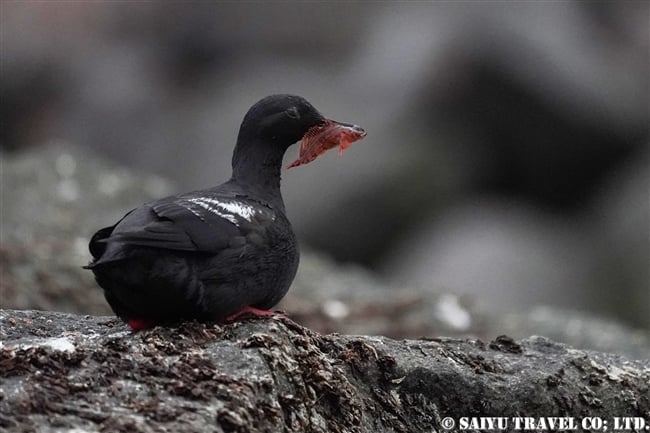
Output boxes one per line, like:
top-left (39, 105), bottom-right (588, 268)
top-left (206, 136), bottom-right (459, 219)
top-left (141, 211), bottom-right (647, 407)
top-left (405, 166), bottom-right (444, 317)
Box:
top-left (85, 94), bottom-right (366, 329)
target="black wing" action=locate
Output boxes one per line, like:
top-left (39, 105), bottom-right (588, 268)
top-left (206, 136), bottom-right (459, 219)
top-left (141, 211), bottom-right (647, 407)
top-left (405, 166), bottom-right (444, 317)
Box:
top-left (88, 194), bottom-right (276, 263)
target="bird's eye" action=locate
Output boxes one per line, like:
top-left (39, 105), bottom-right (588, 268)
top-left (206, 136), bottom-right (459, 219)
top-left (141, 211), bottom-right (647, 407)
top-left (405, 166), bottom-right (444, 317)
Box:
top-left (286, 107), bottom-right (300, 120)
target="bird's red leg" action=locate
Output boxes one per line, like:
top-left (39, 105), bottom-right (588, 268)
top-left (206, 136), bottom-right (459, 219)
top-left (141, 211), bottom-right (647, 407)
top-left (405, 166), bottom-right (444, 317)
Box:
top-left (127, 318), bottom-right (155, 331)
top-left (225, 306), bottom-right (284, 322)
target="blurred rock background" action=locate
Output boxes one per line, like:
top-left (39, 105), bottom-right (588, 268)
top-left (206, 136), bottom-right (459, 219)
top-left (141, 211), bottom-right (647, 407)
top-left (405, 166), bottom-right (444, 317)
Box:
top-left (1, 2), bottom-right (648, 339)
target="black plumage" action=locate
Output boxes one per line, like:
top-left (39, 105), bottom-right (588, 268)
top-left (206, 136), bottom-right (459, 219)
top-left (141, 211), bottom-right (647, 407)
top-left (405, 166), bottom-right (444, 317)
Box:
top-left (86, 94), bottom-right (363, 328)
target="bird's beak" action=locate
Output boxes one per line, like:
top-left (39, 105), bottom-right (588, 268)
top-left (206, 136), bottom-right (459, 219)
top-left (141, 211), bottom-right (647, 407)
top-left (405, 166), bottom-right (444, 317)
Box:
top-left (286, 119), bottom-right (366, 169)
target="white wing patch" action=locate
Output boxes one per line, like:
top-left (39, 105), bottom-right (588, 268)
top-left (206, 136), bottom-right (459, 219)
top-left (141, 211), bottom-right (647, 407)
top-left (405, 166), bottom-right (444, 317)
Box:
top-left (215, 200), bottom-right (257, 221)
top-left (183, 197), bottom-right (263, 225)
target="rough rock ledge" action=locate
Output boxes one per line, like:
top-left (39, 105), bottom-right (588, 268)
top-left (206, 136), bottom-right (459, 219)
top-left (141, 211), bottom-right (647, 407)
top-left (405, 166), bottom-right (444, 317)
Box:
top-left (1, 309), bottom-right (648, 433)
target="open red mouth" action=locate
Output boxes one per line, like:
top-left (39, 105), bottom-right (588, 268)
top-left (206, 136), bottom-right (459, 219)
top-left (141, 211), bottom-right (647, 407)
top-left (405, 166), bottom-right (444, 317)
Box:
top-left (286, 120), bottom-right (367, 169)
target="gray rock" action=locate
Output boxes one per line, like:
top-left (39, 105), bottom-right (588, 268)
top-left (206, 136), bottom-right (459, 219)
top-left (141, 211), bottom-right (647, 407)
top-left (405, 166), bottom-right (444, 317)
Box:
top-left (1, 309), bottom-right (649, 433)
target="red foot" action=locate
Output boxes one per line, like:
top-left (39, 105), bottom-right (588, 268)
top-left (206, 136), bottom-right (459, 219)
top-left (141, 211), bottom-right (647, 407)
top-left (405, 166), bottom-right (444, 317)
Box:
top-left (225, 306), bottom-right (284, 322)
top-left (127, 318), bottom-right (155, 331)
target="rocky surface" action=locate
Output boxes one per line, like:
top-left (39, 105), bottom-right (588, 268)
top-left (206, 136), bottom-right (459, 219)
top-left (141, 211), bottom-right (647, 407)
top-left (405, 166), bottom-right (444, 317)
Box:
top-left (1, 309), bottom-right (649, 433)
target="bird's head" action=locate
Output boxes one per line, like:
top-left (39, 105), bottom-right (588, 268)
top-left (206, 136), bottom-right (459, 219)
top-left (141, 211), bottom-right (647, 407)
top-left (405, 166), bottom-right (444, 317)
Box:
top-left (236, 94), bottom-right (366, 168)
